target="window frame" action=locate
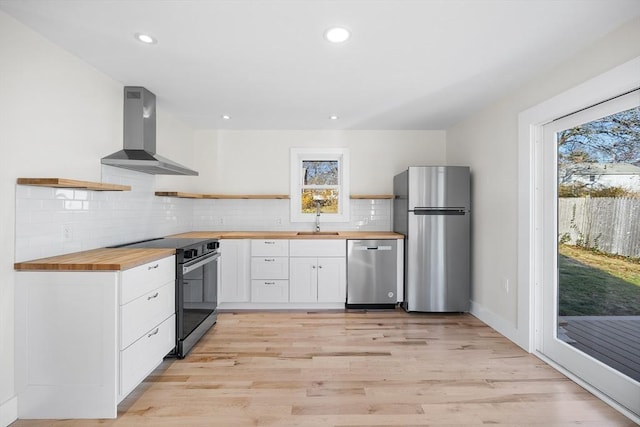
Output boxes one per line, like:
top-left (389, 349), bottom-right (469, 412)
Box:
top-left (290, 147), bottom-right (350, 223)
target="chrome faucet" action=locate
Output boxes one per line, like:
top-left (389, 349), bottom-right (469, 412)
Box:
top-left (315, 200), bottom-right (321, 232)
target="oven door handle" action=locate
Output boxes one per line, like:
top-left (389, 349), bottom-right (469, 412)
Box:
top-left (182, 252), bottom-right (220, 275)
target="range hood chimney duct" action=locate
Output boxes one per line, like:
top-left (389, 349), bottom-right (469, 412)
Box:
top-left (101, 86), bottom-right (198, 176)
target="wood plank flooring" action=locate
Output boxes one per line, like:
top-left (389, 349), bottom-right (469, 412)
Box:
top-left (11, 310), bottom-right (637, 426)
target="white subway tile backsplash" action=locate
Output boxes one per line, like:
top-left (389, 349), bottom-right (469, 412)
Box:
top-left (15, 166), bottom-right (392, 261)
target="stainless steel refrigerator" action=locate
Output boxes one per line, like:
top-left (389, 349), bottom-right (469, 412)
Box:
top-left (393, 166), bottom-right (470, 312)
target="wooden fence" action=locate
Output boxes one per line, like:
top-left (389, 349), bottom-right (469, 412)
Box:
top-left (558, 197), bottom-right (640, 257)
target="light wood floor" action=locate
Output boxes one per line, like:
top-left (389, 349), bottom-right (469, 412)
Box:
top-left (11, 310), bottom-right (637, 426)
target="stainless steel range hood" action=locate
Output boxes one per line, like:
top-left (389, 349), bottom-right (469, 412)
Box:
top-left (101, 86), bottom-right (198, 176)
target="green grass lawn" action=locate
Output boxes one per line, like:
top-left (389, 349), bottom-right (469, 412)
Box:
top-left (558, 245), bottom-right (640, 316)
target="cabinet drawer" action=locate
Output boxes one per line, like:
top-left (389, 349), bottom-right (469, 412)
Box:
top-left (120, 282), bottom-right (175, 350)
top-left (120, 256), bottom-right (175, 305)
top-left (251, 280), bottom-right (289, 302)
top-left (290, 239), bottom-right (345, 257)
top-left (120, 314), bottom-right (175, 399)
top-left (251, 239), bottom-right (289, 257)
top-left (251, 257), bottom-right (289, 279)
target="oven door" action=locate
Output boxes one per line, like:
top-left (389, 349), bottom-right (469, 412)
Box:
top-left (178, 251), bottom-right (220, 357)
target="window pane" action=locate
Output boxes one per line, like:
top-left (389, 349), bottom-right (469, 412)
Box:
top-left (301, 189), bottom-right (339, 213)
top-left (303, 161), bottom-right (339, 185)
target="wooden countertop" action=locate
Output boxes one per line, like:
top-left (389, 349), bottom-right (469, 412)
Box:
top-left (14, 248), bottom-right (175, 272)
top-left (14, 231), bottom-right (403, 272)
top-left (168, 231), bottom-right (405, 240)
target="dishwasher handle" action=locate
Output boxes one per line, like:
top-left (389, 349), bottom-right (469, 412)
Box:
top-left (353, 245), bottom-right (393, 251)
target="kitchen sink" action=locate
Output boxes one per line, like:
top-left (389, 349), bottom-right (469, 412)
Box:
top-left (296, 231), bottom-right (340, 236)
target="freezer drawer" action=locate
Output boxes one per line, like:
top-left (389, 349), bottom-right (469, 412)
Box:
top-left (347, 240), bottom-right (397, 308)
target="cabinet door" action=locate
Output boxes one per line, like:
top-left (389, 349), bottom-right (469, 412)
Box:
top-left (289, 258), bottom-right (318, 302)
top-left (317, 257), bottom-right (346, 303)
top-left (220, 240), bottom-right (251, 302)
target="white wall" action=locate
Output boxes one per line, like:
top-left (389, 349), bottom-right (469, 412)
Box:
top-left (446, 17), bottom-right (640, 348)
top-left (0, 11), bottom-right (198, 426)
top-left (185, 130), bottom-right (446, 194)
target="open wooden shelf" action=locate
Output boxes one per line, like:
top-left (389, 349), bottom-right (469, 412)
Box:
top-left (156, 192), bottom-right (394, 200)
top-left (155, 192), bottom-right (289, 199)
top-left (17, 178), bottom-right (131, 191)
top-left (154, 191), bottom-right (204, 199)
top-left (202, 194), bottom-right (290, 199)
top-left (350, 195), bottom-right (394, 199)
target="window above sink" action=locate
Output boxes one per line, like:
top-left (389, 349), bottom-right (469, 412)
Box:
top-left (290, 148), bottom-right (350, 223)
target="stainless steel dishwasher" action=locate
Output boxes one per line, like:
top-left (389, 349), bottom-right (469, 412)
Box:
top-left (347, 239), bottom-right (398, 308)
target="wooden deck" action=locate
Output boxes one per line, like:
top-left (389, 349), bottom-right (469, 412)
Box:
top-left (559, 315), bottom-right (640, 382)
top-left (11, 311), bottom-right (636, 426)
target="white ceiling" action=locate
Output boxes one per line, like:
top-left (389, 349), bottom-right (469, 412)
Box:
top-left (2, 0), bottom-right (640, 130)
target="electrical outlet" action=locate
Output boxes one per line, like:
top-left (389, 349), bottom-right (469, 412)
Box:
top-left (218, 217), bottom-right (225, 225)
top-left (502, 277), bottom-right (510, 293)
top-left (275, 217), bottom-right (282, 225)
top-left (62, 225), bottom-right (73, 241)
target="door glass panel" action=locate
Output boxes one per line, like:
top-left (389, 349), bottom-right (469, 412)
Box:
top-left (556, 105), bottom-right (640, 382)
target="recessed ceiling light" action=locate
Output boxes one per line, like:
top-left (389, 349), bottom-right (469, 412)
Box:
top-left (324, 27), bottom-right (350, 43)
top-left (135, 33), bottom-right (157, 44)
top-left (221, 114), bottom-right (231, 120)
top-left (330, 115), bottom-right (339, 120)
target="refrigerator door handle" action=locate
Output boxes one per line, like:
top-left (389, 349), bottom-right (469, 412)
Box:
top-left (413, 207), bottom-right (466, 215)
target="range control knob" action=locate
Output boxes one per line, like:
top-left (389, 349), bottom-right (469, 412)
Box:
top-left (184, 248), bottom-right (198, 259)
top-left (207, 241), bottom-right (219, 250)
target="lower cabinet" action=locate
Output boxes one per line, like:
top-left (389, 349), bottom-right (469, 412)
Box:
top-left (14, 256), bottom-right (176, 419)
top-left (250, 239), bottom-right (290, 303)
top-left (218, 238), bottom-right (347, 308)
top-left (120, 314), bottom-right (175, 397)
top-left (289, 257), bottom-right (346, 303)
top-left (219, 239), bottom-right (251, 302)
top-left (251, 280), bottom-right (289, 302)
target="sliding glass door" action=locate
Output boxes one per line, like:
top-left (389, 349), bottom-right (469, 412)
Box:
top-left (539, 89), bottom-right (640, 417)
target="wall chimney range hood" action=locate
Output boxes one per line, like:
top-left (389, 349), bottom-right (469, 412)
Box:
top-left (101, 86), bottom-right (198, 176)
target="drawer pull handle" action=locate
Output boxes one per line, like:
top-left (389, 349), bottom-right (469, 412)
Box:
top-left (147, 328), bottom-right (159, 338)
top-left (264, 241), bottom-right (275, 245)
top-left (318, 265), bottom-right (323, 269)
top-left (312, 265), bottom-right (316, 269)
top-left (265, 281), bottom-right (276, 285)
top-left (264, 258), bottom-right (275, 262)
top-left (147, 292), bottom-right (159, 300)
top-left (148, 264), bottom-right (159, 270)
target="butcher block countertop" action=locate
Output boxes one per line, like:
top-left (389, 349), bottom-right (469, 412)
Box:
top-left (14, 231), bottom-right (403, 272)
top-left (14, 248), bottom-right (175, 272)
top-left (169, 231), bottom-right (405, 240)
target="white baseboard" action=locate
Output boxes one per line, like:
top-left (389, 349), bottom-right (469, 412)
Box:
top-left (469, 300), bottom-right (528, 351)
top-left (0, 395), bottom-right (17, 427)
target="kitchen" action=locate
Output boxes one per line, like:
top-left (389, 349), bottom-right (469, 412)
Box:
top-left (1, 1), bottom-right (640, 426)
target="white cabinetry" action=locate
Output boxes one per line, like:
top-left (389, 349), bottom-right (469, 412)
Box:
top-left (118, 257), bottom-right (175, 399)
top-left (219, 239), bottom-right (250, 303)
top-left (289, 240), bottom-right (346, 303)
top-left (15, 256), bottom-right (175, 419)
top-left (250, 239), bottom-right (289, 302)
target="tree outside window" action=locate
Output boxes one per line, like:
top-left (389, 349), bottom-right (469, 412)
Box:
top-left (290, 148), bottom-right (349, 222)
